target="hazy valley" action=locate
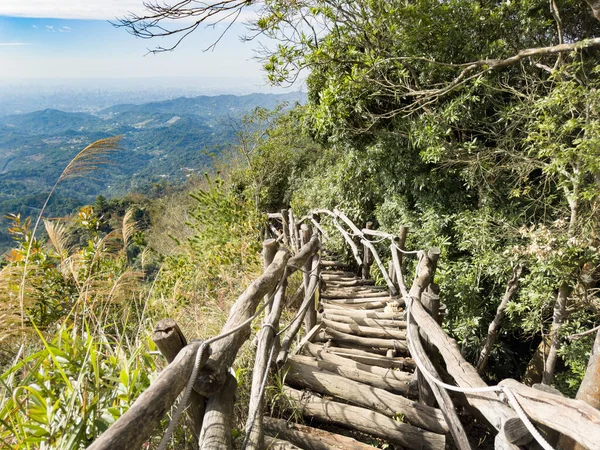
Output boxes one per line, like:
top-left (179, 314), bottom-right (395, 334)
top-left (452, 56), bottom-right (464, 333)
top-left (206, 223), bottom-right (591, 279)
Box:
top-left (0, 91), bottom-right (305, 250)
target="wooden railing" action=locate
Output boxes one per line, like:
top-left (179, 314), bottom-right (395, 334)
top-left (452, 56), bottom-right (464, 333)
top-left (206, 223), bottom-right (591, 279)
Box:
top-left (88, 208), bottom-right (600, 450)
top-left (88, 221), bottom-right (321, 450)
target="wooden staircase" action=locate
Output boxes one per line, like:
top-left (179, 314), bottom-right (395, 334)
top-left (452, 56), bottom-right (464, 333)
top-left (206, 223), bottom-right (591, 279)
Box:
top-left (263, 263), bottom-right (448, 450)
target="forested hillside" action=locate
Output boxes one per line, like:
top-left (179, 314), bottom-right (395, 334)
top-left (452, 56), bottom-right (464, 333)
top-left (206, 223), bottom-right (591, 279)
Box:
top-left (0, 92), bottom-right (304, 251)
top-left (2, 0), bottom-right (600, 448)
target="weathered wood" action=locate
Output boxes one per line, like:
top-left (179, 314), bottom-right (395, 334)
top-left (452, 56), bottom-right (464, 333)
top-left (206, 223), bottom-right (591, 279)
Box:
top-left (199, 373), bottom-right (237, 450)
top-left (263, 417), bottom-right (376, 450)
top-left (560, 327), bottom-right (600, 450)
top-left (288, 209), bottom-right (299, 253)
top-left (494, 434), bottom-right (521, 450)
top-left (153, 318), bottom-right (188, 362)
top-left (407, 317), bottom-right (472, 450)
top-left (322, 291), bottom-right (390, 299)
top-left (322, 318), bottom-right (406, 340)
top-left (321, 309), bottom-right (404, 320)
top-left (417, 284), bottom-right (440, 408)
top-left (334, 209), bottom-right (398, 295)
top-left (245, 276), bottom-right (288, 450)
top-left (263, 436), bottom-right (302, 450)
top-left (322, 300), bottom-right (389, 310)
top-left (303, 342), bottom-right (411, 380)
top-left (284, 386), bottom-right (445, 450)
top-left (410, 297), bottom-right (530, 442)
top-left (324, 327), bottom-right (408, 352)
top-left (277, 255), bottom-right (320, 366)
top-left (195, 250), bottom-right (290, 396)
top-left (294, 322), bottom-right (324, 355)
top-left (362, 221), bottom-right (373, 279)
top-left (88, 341), bottom-right (210, 450)
top-left (289, 353), bottom-right (415, 397)
top-left (262, 239), bottom-right (280, 316)
top-left (322, 312), bottom-right (406, 329)
top-left (286, 357), bottom-right (442, 432)
top-left (312, 209), bottom-right (363, 267)
top-left (499, 378), bottom-right (600, 449)
top-left (315, 343), bottom-right (416, 370)
top-left (361, 228), bottom-right (395, 239)
top-left (396, 226), bottom-right (408, 274)
top-left (287, 235), bottom-right (320, 275)
top-left (152, 319), bottom-right (204, 446)
top-left (407, 252), bottom-right (530, 444)
top-left (300, 225), bottom-right (317, 331)
top-left (280, 209), bottom-right (290, 248)
top-left (321, 278), bottom-right (376, 286)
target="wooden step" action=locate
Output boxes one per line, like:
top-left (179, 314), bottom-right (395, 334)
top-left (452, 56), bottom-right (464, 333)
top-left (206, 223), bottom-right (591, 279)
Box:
top-left (283, 387), bottom-right (446, 450)
top-left (322, 312), bottom-right (407, 329)
top-left (285, 358), bottom-right (447, 432)
top-left (312, 343), bottom-right (416, 371)
top-left (322, 300), bottom-right (388, 310)
top-left (264, 417), bottom-right (377, 450)
top-left (324, 328), bottom-right (408, 353)
top-left (289, 354), bottom-right (415, 397)
top-left (322, 318), bottom-right (406, 340)
top-left (303, 343), bottom-right (413, 382)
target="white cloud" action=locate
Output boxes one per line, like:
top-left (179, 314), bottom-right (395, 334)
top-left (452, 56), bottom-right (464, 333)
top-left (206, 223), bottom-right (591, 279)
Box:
top-left (0, 1), bottom-right (258, 22)
top-left (59, 26), bottom-right (72, 32)
top-left (45, 25), bottom-right (55, 32)
top-left (0, 1), bottom-right (147, 20)
top-left (0, 42), bottom-right (31, 46)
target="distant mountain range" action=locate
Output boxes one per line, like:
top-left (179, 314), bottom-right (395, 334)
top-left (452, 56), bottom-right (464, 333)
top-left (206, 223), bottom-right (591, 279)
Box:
top-left (0, 91), bottom-right (305, 251)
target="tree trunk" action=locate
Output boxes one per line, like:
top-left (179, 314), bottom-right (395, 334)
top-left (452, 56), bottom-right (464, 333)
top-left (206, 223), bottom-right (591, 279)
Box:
top-left (543, 281), bottom-right (570, 385)
top-left (476, 265), bottom-right (523, 374)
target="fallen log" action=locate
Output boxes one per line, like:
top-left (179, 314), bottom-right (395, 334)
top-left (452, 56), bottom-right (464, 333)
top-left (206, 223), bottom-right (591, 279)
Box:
top-left (263, 417), bottom-right (377, 450)
top-left (285, 358), bottom-right (444, 432)
top-left (324, 327), bottom-right (408, 352)
top-left (322, 312), bottom-right (406, 329)
top-left (289, 354), bottom-right (415, 397)
top-left (284, 386), bottom-right (445, 450)
top-left (322, 318), bottom-right (406, 340)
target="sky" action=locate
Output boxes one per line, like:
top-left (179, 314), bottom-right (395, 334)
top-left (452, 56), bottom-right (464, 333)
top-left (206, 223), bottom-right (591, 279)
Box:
top-left (0, 1), bottom-right (270, 85)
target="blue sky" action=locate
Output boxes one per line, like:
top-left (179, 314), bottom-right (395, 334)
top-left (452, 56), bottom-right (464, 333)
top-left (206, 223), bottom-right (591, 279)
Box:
top-left (0, 2), bottom-right (267, 82)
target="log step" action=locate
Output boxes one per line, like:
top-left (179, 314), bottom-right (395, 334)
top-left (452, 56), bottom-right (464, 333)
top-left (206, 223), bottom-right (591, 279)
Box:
top-left (284, 387), bottom-right (446, 450)
top-left (264, 417), bottom-right (378, 450)
top-left (289, 354), bottom-right (416, 397)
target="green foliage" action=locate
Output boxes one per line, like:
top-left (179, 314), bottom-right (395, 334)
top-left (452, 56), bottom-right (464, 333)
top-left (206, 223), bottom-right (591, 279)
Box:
top-left (0, 319), bottom-right (157, 449)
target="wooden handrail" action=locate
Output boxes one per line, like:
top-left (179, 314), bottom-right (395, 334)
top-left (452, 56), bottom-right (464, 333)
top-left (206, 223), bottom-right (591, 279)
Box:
top-left (88, 341), bottom-right (211, 450)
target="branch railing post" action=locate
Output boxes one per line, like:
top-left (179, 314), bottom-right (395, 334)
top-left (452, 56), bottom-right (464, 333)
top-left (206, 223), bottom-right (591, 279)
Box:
top-left (262, 239), bottom-right (279, 316)
top-left (362, 221), bottom-right (373, 279)
top-left (280, 209), bottom-right (289, 248)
